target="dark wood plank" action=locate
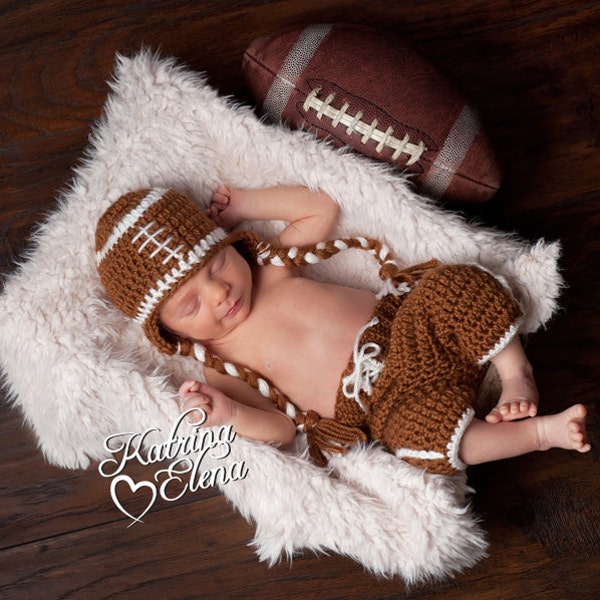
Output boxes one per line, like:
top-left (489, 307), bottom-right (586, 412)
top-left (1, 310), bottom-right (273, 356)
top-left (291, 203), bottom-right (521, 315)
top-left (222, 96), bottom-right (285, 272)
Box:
top-left (428, 5), bottom-right (600, 212)
top-left (505, 197), bottom-right (600, 414)
top-left (2, 484), bottom-right (598, 600)
top-left (0, 402), bottom-right (220, 551)
top-left (2, 469), bottom-right (599, 600)
top-left (0, 130), bottom-right (87, 272)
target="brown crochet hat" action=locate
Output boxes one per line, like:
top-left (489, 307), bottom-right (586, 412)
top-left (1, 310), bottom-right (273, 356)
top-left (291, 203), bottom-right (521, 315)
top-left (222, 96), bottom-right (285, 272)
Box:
top-left (95, 188), bottom-right (259, 355)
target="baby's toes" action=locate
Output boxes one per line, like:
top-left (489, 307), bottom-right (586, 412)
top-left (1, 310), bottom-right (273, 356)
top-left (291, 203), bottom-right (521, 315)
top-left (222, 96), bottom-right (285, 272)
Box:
top-left (567, 420), bottom-right (591, 453)
top-left (520, 400), bottom-right (537, 417)
top-left (502, 399), bottom-right (536, 420)
top-left (572, 433), bottom-right (589, 452)
top-left (498, 401), bottom-right (527, 420)
top-left (485, 407), bottom-right (503, 423)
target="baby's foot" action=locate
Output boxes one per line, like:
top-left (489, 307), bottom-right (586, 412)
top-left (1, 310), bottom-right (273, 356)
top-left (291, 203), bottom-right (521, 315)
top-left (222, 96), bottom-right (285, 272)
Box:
top-left (537, 404), bottom-right (591, 453)
top-left (486, 372), bottom-right (539, 423)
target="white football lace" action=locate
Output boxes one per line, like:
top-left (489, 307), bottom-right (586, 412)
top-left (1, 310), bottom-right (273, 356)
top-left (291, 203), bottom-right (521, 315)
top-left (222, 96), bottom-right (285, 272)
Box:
top-left (302, 87), bottom-right (427, 165)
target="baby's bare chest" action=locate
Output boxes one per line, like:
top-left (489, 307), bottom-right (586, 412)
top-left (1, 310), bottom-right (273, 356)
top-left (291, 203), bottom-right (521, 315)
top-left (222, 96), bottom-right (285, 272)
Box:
top-left (245, 277), bottom-right (377, 416)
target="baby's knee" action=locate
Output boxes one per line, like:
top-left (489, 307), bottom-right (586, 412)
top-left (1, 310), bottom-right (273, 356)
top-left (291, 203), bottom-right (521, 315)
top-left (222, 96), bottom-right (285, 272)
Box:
top-left (376, 384), bottom-right (476, 475)
top-left (415, 264), bottom-right (521, 362)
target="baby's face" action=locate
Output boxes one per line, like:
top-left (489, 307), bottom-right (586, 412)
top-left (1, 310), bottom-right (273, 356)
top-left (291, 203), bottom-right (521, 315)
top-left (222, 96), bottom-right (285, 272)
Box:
top-left (159, 246), bottom-right (252, 344)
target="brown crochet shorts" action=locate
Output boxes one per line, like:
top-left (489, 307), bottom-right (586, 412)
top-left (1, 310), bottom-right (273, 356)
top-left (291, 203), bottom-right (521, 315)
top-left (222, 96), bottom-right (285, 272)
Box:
top-left (334, 264), bottom-right (523, 475)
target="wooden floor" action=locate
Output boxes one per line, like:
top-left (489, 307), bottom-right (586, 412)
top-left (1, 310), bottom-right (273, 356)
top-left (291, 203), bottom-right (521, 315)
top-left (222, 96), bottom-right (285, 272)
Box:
top-left (1, 1), bottom-right (598, 598)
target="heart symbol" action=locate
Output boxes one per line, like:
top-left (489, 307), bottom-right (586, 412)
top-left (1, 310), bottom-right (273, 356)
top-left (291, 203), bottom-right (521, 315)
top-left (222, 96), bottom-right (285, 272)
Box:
top-left (110, 475), bottom-right (157, 527)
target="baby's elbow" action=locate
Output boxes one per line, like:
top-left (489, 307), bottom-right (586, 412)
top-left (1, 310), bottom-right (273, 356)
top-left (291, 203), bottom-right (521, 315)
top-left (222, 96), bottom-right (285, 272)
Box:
top-left (322, 191), bottom-right (339, 219)
top-left (318, 191), bottom-right (340, 236)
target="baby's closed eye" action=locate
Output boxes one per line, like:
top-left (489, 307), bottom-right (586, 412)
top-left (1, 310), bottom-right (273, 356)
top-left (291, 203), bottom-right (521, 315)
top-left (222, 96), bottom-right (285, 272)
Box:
top-left (179, 297), bottom-right (200, 318)
top-left (210, 253), bottom-right (227, 276)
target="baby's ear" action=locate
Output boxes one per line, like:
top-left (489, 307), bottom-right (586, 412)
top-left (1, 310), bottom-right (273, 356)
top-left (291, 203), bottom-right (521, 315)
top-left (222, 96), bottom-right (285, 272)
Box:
top-left (232, 241), bottom-right (254, 264)
top-left (158, 322), bottom-right (184, 344)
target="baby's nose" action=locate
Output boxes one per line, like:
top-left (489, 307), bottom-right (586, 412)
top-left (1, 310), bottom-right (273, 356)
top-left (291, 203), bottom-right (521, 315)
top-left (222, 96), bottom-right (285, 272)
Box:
top-left (208, 279), bottom-right (229, 305)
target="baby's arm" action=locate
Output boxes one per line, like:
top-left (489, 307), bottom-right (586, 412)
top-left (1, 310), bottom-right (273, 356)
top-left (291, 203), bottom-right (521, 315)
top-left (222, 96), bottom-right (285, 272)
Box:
top-left (209, 185), bottom-right (339, 247)
top-left (179, 370), bottom-right (296, 446)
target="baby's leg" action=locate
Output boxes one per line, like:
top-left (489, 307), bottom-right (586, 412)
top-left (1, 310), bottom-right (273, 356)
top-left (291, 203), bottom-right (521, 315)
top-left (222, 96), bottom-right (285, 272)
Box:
top-left (460, 404), bottom-right (590, 465)
top-left (486, 337), bottom-right (539, 423)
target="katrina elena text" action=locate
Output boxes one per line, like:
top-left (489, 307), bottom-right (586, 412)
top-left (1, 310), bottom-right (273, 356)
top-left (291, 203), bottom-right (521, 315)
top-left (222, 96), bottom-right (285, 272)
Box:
top-left (98, 409), bottom-right (249, 526)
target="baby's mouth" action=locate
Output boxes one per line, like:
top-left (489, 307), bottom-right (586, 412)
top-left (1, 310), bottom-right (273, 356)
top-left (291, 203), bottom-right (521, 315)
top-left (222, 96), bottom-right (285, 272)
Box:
top-left (224, 297), bottom-right (242, 319)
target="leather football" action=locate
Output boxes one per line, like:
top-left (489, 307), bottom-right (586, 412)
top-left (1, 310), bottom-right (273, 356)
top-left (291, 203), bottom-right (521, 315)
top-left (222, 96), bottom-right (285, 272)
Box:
top-left (242, 24), bottom-right (501, 203)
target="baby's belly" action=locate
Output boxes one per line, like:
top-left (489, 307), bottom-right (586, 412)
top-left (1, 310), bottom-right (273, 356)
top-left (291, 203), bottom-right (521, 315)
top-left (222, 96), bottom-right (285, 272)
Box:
top-left (289, 351), bottom-right (352, 418)
top-left (265, 291), bottom-right (378, 418)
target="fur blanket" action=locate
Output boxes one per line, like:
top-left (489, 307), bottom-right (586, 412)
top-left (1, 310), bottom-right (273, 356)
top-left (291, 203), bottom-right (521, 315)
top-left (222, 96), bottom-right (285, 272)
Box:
top-left (0, 51), bottom-right (563, 582)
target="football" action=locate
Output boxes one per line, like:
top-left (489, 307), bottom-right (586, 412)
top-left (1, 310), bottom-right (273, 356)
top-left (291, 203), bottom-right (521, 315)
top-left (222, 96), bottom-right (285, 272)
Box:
top-left (242, 24), bottom-right (501, 203)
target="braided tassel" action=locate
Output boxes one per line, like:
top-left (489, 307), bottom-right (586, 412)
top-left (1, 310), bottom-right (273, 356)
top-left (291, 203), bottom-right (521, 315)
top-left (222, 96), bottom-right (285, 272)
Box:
top-left (257, 237), bottom-right (440, 293)
top-left (191, 343), bottom-right (293, 414)
top-left (298, 410), bottom-right (368, 466)
top-left (187, 342), bottom-right (367, 464)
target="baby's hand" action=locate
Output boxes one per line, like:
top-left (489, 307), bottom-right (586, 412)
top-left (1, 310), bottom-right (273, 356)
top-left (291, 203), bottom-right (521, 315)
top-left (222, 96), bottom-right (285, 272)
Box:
top-left (208, 185), bottom-right (244, 229)
top-left (178, 380), bottom-right (236, 427)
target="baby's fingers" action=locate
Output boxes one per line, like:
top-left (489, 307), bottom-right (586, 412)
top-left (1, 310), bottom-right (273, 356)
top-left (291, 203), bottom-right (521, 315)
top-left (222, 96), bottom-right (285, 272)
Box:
top-left (179, 379), bottom-right (202, 396)
top-left (182, 393), bottom-right (212, 423)
top-left (211, 185), bottom-right (231, 206)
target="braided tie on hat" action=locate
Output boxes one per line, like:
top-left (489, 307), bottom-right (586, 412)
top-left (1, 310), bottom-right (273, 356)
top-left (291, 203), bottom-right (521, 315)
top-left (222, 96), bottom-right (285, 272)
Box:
top-left (301, 410), bottom-right (368, 466)
top-left (188, 341), bottom-right (368, 465)
top-left (257, 236), bottom-right (439, 297)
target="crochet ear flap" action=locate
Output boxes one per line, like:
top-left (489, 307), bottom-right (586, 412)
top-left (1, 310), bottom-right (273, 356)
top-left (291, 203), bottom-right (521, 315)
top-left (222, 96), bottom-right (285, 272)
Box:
top-left (95, 188), bottom-right (260, 355)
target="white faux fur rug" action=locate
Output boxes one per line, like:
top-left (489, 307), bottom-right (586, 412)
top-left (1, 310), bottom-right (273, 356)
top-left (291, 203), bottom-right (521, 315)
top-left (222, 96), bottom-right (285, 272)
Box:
top-left (0, 51), bottom-right (563, 582)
